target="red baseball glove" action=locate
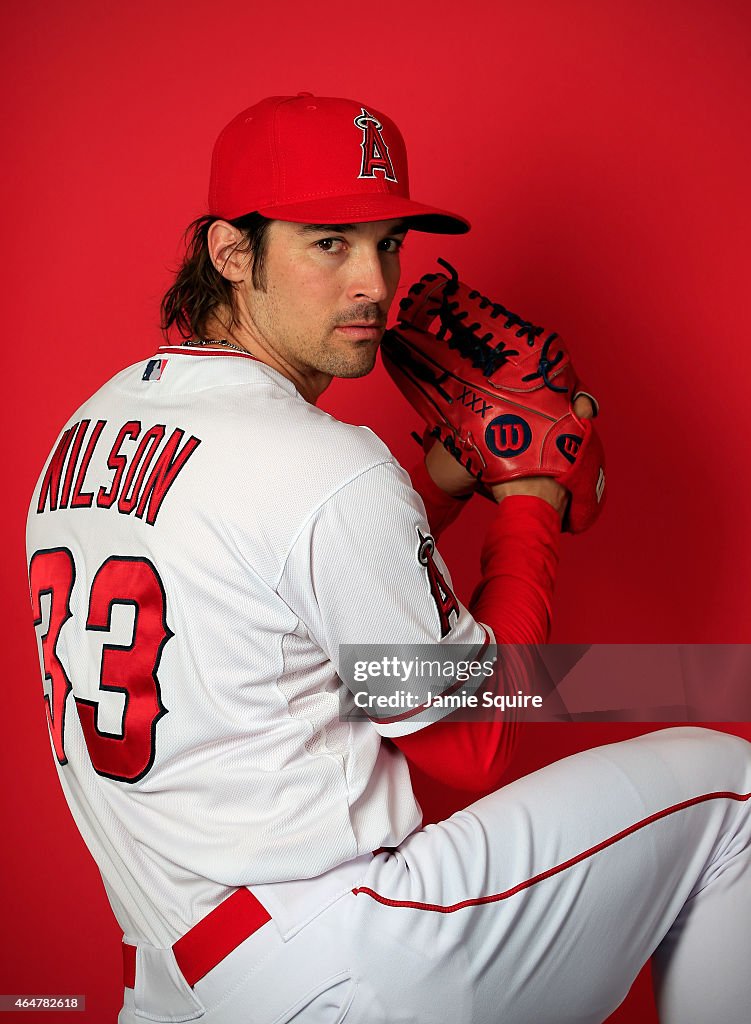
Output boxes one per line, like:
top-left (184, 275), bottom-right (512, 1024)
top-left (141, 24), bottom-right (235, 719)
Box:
top-left (381, 259), bottom-right (606, 533)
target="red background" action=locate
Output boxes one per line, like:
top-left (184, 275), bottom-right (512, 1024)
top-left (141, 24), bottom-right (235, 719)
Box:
top-left (2, 1), bottom-right (750, 1020)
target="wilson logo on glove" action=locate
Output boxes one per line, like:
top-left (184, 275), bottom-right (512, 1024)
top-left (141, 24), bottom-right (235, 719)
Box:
top-left (556, 434), bottom-right (583, 464)
top-left (381, 259), bottom-right (606, 533)
top-left (485, 415), bottom-right (532, 457)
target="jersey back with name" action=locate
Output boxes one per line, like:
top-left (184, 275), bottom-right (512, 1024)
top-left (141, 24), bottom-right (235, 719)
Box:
top-left (25, 345), bottom-right (486, 944)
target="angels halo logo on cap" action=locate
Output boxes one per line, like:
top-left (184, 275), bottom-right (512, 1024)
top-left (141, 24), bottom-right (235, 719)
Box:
top-left (208, 93), bottom-right (470, 234)
top-left (353, 107), bottom-right (398, 182)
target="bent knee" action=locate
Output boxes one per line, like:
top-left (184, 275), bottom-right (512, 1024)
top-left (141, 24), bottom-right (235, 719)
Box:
top-left (653, 726), bottom-right (751, 787)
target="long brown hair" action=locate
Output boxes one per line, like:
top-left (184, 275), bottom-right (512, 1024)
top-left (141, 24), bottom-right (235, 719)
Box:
top-left (160, 212), bottom-right (271, 340)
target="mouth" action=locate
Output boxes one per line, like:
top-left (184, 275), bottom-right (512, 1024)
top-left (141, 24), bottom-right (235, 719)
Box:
top-left (334, 323), bottom-right (385, 341)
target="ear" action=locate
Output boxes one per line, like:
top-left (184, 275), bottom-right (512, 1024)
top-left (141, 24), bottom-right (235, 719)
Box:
top-left (207, 220), bottom-right (250, 282)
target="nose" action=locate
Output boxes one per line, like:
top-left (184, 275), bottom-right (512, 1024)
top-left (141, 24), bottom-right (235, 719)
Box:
top-left (346, 248), bottom-right (390, 305)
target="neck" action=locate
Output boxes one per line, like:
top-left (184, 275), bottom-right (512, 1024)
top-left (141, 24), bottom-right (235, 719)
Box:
top-left (202, 314), bottom-right (332, 405)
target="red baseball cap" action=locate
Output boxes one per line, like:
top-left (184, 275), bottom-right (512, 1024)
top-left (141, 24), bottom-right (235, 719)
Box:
top-left (208, 93), bottom-right (470, 234)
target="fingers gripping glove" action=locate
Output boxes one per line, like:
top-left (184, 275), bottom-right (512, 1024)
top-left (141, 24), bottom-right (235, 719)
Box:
top-left (381, 260), bottom-right (606, 533)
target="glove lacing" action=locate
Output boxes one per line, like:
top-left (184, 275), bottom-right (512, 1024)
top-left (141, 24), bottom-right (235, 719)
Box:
top-left (399, 259), bottom-right (568, 394)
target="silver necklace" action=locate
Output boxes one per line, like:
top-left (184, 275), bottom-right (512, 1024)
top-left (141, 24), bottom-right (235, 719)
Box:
top-left (184, 338), bottom-right (247, 353)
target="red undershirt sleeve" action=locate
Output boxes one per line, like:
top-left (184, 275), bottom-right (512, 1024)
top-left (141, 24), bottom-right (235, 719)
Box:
top-left (391, 486), bottom-right (562, 796)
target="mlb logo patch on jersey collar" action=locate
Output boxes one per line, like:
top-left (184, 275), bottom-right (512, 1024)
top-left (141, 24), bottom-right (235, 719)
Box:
top-left (143, 358), bottom-right (168, 382)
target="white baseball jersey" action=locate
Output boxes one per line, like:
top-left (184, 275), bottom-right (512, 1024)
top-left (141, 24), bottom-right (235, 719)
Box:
top-left (27, 346), bottom-right (751, 1024)
top-left (26, 344), bottom-right (488, 947)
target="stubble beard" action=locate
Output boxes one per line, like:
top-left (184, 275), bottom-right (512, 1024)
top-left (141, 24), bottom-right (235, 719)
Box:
top-left (251, 291), bottom-right (388, 380)
top-left (316, 334), bottom-right (382, 379)
top-left (322, 300), bottom-right (387, 378)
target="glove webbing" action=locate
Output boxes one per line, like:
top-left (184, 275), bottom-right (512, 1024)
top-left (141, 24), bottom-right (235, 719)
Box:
top-left (398, 259), bottom-right (568, 393)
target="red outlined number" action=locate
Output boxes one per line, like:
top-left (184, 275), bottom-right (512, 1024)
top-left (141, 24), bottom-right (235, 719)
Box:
top-left (28, 551), bottom-right (170, 782)
top-left (29, 548), bottom-right (76, 765)
top-left (79, 557), bottom-right (170, 781)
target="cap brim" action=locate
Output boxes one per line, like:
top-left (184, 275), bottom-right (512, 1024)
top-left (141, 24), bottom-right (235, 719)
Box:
top-left (256, 194), bottom-right (470, 234)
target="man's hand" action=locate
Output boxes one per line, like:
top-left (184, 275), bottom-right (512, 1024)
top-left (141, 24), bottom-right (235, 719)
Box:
top-left (424, 440), bottom-right (477, 497)
top-left (425, 395), bottom-right (596, 519)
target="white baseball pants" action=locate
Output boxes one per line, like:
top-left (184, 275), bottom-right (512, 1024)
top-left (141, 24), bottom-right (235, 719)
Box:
top-left (119, 727), bottom-right (751, 1024)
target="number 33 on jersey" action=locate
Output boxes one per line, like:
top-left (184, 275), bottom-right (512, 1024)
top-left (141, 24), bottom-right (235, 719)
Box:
top-left (29, 548), bottom-right (170, 781)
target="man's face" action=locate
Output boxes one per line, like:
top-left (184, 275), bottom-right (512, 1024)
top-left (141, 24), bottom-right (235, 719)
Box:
top-left (239, 219), bottom-right (407, 386)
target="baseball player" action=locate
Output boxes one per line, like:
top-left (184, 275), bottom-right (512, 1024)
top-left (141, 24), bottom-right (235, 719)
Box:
top-left (26, 94), bottom-right (750, 1024)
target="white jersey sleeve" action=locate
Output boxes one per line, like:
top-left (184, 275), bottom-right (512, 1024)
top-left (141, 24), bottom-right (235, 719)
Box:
top-left (277, 457), bottom-right (491, 738)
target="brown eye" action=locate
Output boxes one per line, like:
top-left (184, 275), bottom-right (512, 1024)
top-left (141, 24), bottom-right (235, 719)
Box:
top-left (315, 238), bottom-right (345, 253)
